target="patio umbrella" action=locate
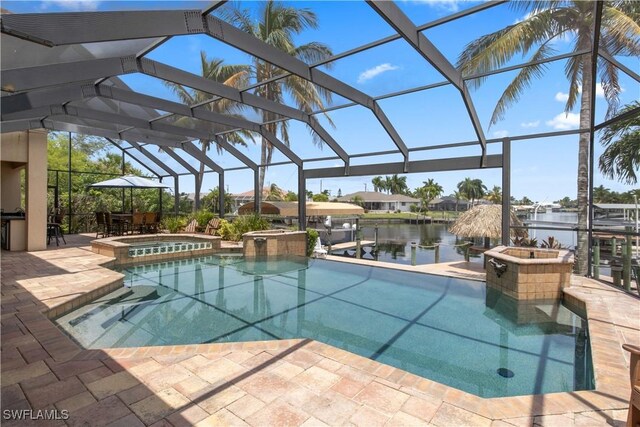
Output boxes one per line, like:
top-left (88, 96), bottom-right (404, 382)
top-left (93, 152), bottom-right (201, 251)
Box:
top-left (449, 204), bottom-right (527, 248)
top-left (88, 175), bottom-right (171, 213)
top-left (87, 175), bottom-right (171, 189)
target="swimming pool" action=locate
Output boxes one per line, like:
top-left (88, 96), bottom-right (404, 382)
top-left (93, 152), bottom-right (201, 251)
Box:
top-left (55, 255), bottom-right (593, 398)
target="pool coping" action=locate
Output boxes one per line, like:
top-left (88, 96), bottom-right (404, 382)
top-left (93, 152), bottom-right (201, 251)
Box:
top-left (2, 243), bottom-right (635, 424)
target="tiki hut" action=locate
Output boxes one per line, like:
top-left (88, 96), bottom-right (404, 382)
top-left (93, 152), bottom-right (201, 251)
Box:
top-left (449, 204), bottom-right (527, 248)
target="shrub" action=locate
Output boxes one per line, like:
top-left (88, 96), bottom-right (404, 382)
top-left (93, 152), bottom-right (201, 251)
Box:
top-left (306, 228), bottom-right (319, 256)
top-left (161, 215), bottom-right (186, 233)
top-left (192, 209), bottom-right (215, 228)
top-left (218, 214), bottom-right (271, 241)
top-left (217, 219), bottom-right (238, 241)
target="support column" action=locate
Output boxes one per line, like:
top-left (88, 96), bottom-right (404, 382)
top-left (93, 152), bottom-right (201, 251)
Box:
top-left (194, 175), bottom-right (201, 211)
top-left (27, 130), bottom-right (48, 250)
top-left (298, 165), bottom-right (306, 230)
top-left (174, 178), bottom-right (179, 215)
top-left (501, 138), bottom-right (511, 246)
top-left (218, 172), bottom-right (225, 218)
top-left (158, 177), bottom-right (163, 217)
top-left (254, 168), bottom-right (260, 214)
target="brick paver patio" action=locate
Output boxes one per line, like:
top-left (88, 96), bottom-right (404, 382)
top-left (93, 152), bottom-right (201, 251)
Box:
top-left (1, 234), bottom-right (637, 426)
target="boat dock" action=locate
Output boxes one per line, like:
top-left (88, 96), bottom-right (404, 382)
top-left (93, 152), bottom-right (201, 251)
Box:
top-left (330, 240), bottom-right (375, 251)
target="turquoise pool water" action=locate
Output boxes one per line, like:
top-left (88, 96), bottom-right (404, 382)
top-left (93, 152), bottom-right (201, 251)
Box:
top-left (55, 255), bottom-right (593, 398)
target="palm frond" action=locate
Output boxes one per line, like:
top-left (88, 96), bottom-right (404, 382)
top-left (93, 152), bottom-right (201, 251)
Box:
top-left (563, 51), bottom-right (585, 112)
top-left (602, 5), bottom-right (640, 56)
top-left (489, 43), bottom-right (555, 125)
top-left (458, 8), bottom-right (562, 85)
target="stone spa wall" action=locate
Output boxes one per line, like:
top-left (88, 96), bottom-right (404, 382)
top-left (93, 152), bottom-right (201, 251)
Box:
top-left (484, 246), bottom-right (574, 301)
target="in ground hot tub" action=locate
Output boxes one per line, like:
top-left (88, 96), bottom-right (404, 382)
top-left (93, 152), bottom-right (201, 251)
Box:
top-left (484, 246), bottom-right (574, 300)
top-left (92, 234), bottom-right (221, 265)
top-left (243, 230), bottom-right (306, 257)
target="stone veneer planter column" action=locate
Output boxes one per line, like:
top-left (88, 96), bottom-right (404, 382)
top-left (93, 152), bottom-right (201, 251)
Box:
top-left (484, 246), bottom-right (574, 300)
top-left (243, 230), bottom-right (307, 257)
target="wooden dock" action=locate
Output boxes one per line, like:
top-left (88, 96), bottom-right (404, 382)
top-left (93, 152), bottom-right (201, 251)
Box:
top-left (330, 240), bottom-right (375, 251)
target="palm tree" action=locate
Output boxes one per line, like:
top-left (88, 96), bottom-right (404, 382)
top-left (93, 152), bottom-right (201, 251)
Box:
top-left (457, 178), bottom-right (487, 206)
top-left (384, 176), bottom-right (393, 194)
top-left (457, 1), bottom-right (640, 274)
top-left (420, 178), bottom-right (444, 208)
top-left (164, 52), bottom-right (250, 211)
top-left (593, 184), bottom-right (612, 203)
top-left (389, 174), bottom-right (408, 195)
top-left (265, 183), bottom-right (284, 201)
top-left (453, 190), bottom-right (464, 212)
top-left (371, 176), bottom-right (385, 192)
top-left (599, 101), bottom-right (640, 184)
top-left (486, 185), bottom-right (502, 204)
top-left (221, 1), bottom-right (334, 209)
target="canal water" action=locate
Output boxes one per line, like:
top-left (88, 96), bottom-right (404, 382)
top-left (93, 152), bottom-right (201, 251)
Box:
top-left (337, 212), bottom-right (581, 266)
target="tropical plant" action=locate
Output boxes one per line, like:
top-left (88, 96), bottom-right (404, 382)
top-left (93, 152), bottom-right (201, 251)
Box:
top-left (457, 178), bottom-right (486, 206)
top-left (164, 51), bottom-right (250, 210)
top-left (221, 1), bottom-right (334, 208)
top-left (161, 215), bottom-right (187, 233)
top-left (512, 236), bottom-right (538, 248)
top-left (452, 190), bottom-right (464, 212)
top-left (541, 236), bottom-right (564, 249)
top-left (312, 193), bottom-right (329, 202)
top-left (418, 178), bottom-right (444, 208)
top-left (351, 195), bottom-right (365, 207)
top-left (192, 209), bottom-right (215, 228)
top-left (486, 185), bottom-right (502, 204)
top-left (371, 176), bottom-right (385, 192)
top-left (388, 174), bottom-right (408, 195)
top-left (217, 214), bottom-right (271, 241)
top-left (599, 101), bottom-right (640, 184)
top-left (457, 1), bottom-right (640, 274)
top-left (306, 228), bottom-right (319, 256)
top-left (265, 183), bottom-right (285, 201)
top-left (285, 191), bottom-right (298, 202)
top-left (200, 186), bottom-right (233, 214)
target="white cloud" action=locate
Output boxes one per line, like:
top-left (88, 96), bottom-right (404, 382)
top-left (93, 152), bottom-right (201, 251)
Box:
top-left (555, 83), bottom-right (611, 103)
top-left (546, 112), bottom-right (580, 130)
top-left (493, 130), bottom-right (509, 138)
top-left (357, 63), bottom-right (400, 84)
top-left (42, 0), bottom-right (101, 11)
top-left (555, 92), bottom-right (569, 102)
top-left (520, 121), bottom-right (540, 128)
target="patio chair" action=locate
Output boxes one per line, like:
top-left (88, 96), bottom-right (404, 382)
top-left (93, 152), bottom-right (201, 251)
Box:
top-left (184, 218), bottom-right (198, 234)
top-left (131, 212), bottom-right (145, 234)
top-left (95, 212), bottom-right (108, 238)
top-left (204, 218), bottom-right (221, 235)
top-left (105, 212), bottom-right (121, 236)
top-left (312, 238), bottom-right (327, 259)
top-left (47, 211), bottom-right (66, 246)
top-left (623, 343), bottom-right (640, 427)
top-left (143, 212), bottom-right (158, 234)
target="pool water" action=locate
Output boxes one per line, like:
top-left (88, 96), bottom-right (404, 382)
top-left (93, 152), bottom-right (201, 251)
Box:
top-left (55, 255), bottom-right (593, 398)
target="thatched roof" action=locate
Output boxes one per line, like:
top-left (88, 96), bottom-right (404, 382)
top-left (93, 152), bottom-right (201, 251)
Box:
top-left (237, 201), bottom-right (364, 216)
top-left (449, 205), bottom-right (527, 239)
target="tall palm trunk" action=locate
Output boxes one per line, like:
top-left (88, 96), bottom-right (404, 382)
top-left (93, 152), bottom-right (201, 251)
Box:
top-left (575, 56), bottom-right (593, 275)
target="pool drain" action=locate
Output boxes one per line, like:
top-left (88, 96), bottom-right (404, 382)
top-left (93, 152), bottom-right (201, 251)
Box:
top-left (497, 368), bottom-right (514, 378)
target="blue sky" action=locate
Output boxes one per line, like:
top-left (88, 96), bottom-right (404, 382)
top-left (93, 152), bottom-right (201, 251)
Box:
top-left (5, 0), bottom-right (639, 202)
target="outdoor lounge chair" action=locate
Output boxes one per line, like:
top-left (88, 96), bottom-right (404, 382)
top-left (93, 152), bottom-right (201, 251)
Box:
top-left (623, 343), bottom-right (640, 427)
top-left (312, 238), bottom-right (328, 258)
top-left (204, 218), bottom-right (221, 235)
top-left (184, 219), bottom-right (198, 234)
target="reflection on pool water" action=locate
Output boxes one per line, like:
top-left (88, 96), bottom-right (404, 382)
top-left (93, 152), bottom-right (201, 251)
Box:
top-left (55, 255), bottom-right (594, 398)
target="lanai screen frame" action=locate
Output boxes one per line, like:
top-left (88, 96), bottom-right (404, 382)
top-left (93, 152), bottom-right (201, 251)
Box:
top-left (1, 0), bottom-right (638, 276)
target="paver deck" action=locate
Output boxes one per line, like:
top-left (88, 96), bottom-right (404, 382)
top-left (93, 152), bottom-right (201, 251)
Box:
top-left (1, 233), bottom-right (637, 426)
